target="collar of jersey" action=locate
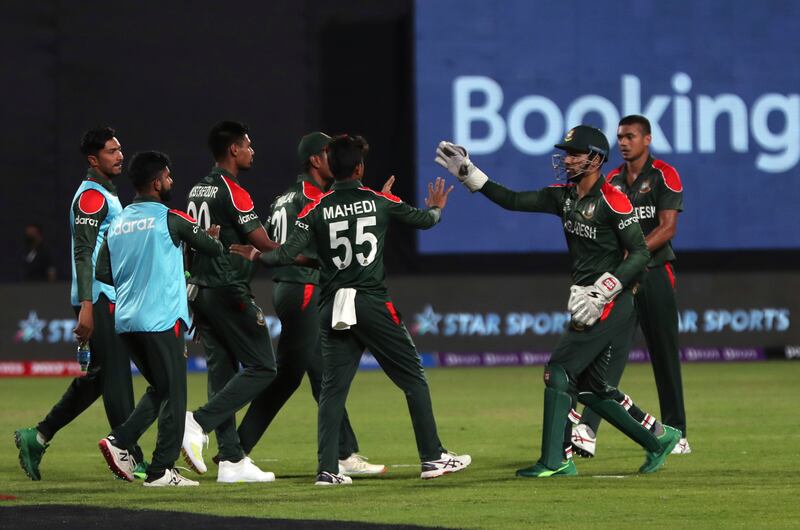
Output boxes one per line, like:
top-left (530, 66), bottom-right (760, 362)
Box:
top-left (330, 179), bottom-right (362, 190)
top-left (86, 169), bottom-right (117, 194)
top-left (132, 195), bottom-right (161, 204)
top-left (296, 172), bottom-right (325, 188)
top-left (210, 166), bottom-right (237, 182)
top-left (578, 176), bottom-right (605, 198)
top-left (617, 155), bottom-right (655, 187)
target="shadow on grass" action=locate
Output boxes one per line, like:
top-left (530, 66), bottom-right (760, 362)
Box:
top-left (0, 504), bottom-right (449, 529)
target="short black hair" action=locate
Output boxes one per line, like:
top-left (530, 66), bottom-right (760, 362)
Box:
top-left (80, 126), bottom-right (116, 156)
top-left (128, 151), bottom-right (171, 191)
top-left (208, 121), bottom-right (249, 161)
top-left (328, 135), bottom-right (369, 180)
top-left (619, 115), bottom-right (652, 136)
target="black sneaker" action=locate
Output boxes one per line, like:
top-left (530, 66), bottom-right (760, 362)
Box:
top-left (314, 471), bottom-right (353, 486)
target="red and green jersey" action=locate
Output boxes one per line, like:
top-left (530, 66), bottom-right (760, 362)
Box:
top-left (186, 167), bottom-right (263, 288)
top-left (606, 156), bottom-right (683, 267)
top-left (260, 179), bottom-right (441, 303)
top-left (480, 176), bottom-right (649, 288)
top-left (266, 174), bottom-right (324, 286)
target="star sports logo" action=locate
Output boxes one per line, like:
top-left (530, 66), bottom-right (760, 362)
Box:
top-left (15, 311), bottom-right (47, 342)
top-left (414, 305), bottom-right (442, 335)
top-left (14, 311), bottom-right (78, 344)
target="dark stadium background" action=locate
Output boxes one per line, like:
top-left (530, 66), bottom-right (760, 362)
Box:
top-left (4, 0), bottom-right (798, 283)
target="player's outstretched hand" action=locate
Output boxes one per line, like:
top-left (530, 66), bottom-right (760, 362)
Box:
top-left (230, 244), bottom-right (261, 262)
top-left (425, 177), bottom-right (454, 209)
top-left (435, 141), bottom-right (488, 192)
top-left (206, 224), bottom-right (220, 239)
top-left (381, 175), bottom-right (396, 195)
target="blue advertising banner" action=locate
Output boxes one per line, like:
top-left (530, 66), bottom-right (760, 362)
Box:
top-left (415, 0), bottom-right (800, 253)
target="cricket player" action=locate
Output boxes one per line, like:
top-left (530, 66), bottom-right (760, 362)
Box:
top-left (181, 121), bottom-right (279, 483)
top-left (232, 134), bottom-right (471, 486)
top-left (95, 151), bottom-right (223, 486)
top-left (14, 127), bottom-right (145, 480)
top-left (235, 132), bottom-right (386, 476)
top-left (436, 125), bottom-right (681, 477)
top-left (572, 115), bottom-right (689, 457)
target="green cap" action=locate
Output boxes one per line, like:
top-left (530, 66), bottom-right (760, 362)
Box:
top-left (554, 125), bottom-right (609, 161)
top-left (297, 132), bottom-right (332, 164)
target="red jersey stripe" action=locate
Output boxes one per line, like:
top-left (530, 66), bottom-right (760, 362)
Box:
top-left (358, 186), bottom-right (402, 203)
top-left (665, 263), bottom-right (676, 289)
top-left (302, 181), bottom-right (325, 201)
top-left (652, 159), bottom-right (683, 193)
top-left (385, 301), bottom-right (401, 325)
top-left (600, 182), bottom-right (634, 215)
top-left (301, 284), bottom-right (315, 311)
top-left (221, 176), bottom-right (255, 212)
top-left (169, 209), bottom-right (197, 223)
top-left (599, 300), bottom-right (615, 322)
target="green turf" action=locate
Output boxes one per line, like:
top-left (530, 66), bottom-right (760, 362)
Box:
top-left (2, 362), bottom-right (799, 529)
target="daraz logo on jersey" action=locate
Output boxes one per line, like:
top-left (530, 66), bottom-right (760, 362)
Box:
top-left (238, 213), bottom-right (258, 225)
top-left (111, 217), bottom-right (156, 235)
top-left (453, 72), bottom-right (799, 173)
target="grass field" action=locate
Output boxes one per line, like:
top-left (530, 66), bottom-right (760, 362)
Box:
top-left (2, 362), bottom-right (800, 529)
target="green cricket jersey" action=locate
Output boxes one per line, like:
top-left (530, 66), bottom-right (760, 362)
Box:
top-left (480, 177), bottom-right (649, 287)
top-left (266, 174), bottom-right (323, 286)
top-left (605, 156), bottom-right (683, 267)
top-left (187, 167), bottom-right (263, 288)
top-left (260, 179), bottom-right (441, 302)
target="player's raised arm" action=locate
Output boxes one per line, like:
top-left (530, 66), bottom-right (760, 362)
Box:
top-left (167, 209), bottom-right (224, 257)
top-left (386, 176), bottom-right (452, 229)
top-left (435, 141), bottom-right (561, 214)
top-left (231, 214), bottom-right (313, 266)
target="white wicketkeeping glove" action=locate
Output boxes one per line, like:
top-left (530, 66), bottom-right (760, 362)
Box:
top-left (567, 285), bottom-right (587, 314)
top-left (434, 141), bottom-right (489, 192)
top-left (569, 272), bottom-right (623, 327)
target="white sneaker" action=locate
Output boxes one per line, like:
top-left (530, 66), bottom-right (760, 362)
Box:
top-left (420, 451), bottom-right (471, 479)
top-left (98, 436), bottom-right (134, 482)
top-left (671, 437), bottom-right (692, 454)
top-left (181, 411), bottom-right (208, 474)
top-left (338, 453), bottom-right (387, 476)
top-left (315, 471), bottom-right (353, 486)
top-left (571, 424), bottom-right (596, 458)
top-left (143, 468), bottom-right (199, 487)
top-left (217, 457), bottom-right (276, 483)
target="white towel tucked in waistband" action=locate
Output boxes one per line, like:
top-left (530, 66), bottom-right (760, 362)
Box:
top-left (332, 288), bottom-right (357, 330)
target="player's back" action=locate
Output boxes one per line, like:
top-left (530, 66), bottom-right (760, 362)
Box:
top-left (301, 180), bottom-right (438, 303)
top-left (187, 168), bottom-right (261, 288)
